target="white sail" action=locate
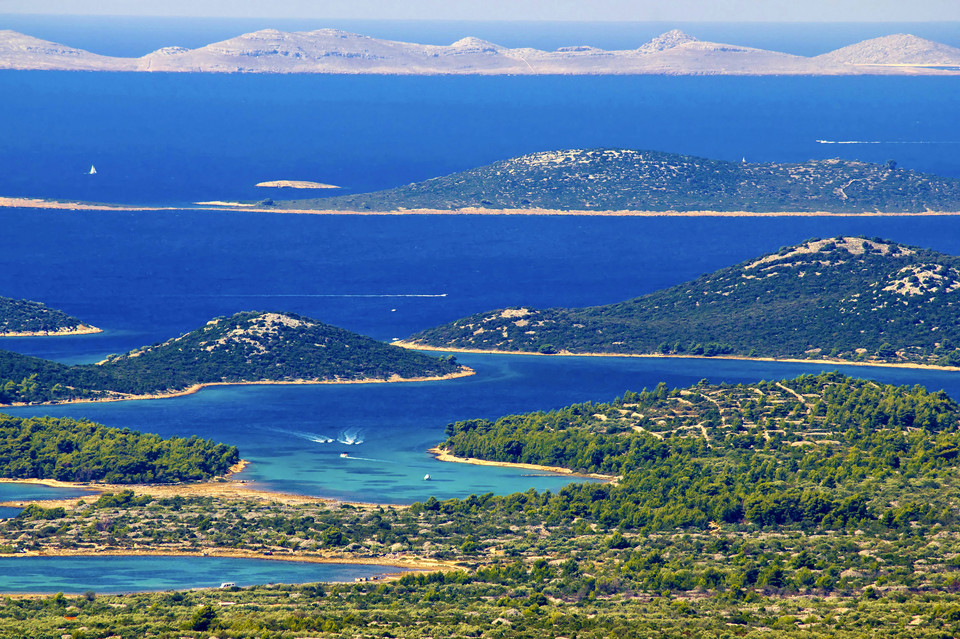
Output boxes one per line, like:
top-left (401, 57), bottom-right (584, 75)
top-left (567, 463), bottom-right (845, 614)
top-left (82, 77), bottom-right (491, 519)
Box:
top-left (88, 165), bottom-right (97, 175)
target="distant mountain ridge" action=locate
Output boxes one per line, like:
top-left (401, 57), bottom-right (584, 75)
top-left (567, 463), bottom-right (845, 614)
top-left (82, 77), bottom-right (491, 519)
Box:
top-left (1, 28), bottom-right (959, 75)
top-left (274, 149), bottom-right (960, 214)
top-left (404, 236), bottom-right (960, 368)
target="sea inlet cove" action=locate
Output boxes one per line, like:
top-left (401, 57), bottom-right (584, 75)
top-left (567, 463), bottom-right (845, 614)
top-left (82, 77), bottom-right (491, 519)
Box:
top-left (2, 13), bottom-right (960, 639)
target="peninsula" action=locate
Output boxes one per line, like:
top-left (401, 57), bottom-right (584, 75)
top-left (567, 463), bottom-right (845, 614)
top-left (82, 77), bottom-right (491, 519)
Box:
top-left (0, 295), bottom-right (100, 337)
top-left (2, 28), bottom-right (959, 76)
top-left (0, 311), bottom-right (470, 405)
top-left (404, 236), bottom-right (960, 368)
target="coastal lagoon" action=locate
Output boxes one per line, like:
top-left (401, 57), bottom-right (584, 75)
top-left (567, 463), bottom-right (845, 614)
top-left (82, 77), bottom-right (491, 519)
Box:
top-left (0, 556), bottom-right (402, 593)
top-left (0, 483), bottom-right (96, 518)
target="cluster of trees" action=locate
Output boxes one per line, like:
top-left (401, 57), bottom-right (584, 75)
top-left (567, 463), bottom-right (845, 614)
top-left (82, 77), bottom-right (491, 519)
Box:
top-left (0, 413), bottom-right (238, 483)
top-left (9, 577), bottom-right (960, 638)
top-left (439, 373), bottom-right (960, 531)
top-left (411, 237), bottom-right (960, 366)
top-left (0, 311), bottom-right (464, 404)
top-left (0, 295), bottom-right (88, 334)
top-left (276, 149), bottom-right (960, 214)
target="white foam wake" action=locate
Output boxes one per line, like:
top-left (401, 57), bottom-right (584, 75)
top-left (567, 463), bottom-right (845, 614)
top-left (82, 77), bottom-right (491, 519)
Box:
top-left (816, 139), bottom-right (960, 145)
top-left (337, 429), bottom-right (364, 445)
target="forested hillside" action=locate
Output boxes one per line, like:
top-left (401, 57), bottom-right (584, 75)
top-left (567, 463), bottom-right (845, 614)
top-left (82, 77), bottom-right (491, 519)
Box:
top-left (0, 413), bottom-right (238, 483)
top-left (0, 311), bottom-right (467, 404)
top-left (275, 148), bottom-right (960, 213)
top-left (0, 295), bottom-right (99, 336)
top-left (408, 236), bottom-right (960, 367)
top-left (439, 372), bottom-right (960, 530)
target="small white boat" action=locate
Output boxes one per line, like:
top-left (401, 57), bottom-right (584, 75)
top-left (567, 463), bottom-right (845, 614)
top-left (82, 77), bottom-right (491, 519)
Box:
top-left (88, 165), bottom-right (97, 175)
top-left (339, 453), bottom-right (349, 458)
top-left (423, 474), bottom-right (430, 481)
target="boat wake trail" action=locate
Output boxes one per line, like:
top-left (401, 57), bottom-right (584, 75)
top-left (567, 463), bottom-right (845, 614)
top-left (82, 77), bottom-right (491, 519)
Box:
top-left (338, 454), bottom-right (392, 463)
top-left (816, 139), bottom-right (960, 145)
top-left (337, 429), bottom-right (364, 445)
top-left (181, 293), bottom-right (448, 298)
top-left (275, 428), bottom-right (335, 444)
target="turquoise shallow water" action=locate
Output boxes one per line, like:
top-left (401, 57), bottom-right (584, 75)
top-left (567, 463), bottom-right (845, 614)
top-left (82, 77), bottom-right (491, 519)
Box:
top-left (6, 351), bottom-right (960, 504)
top-left (0, 556), bottom-right (403, 594)
top-left (0, 483), bottom-right (97, 518)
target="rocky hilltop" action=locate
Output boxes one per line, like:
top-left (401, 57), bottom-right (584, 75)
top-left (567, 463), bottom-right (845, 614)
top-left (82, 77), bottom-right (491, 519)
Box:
top-left (1, 28), bottom-right (958, 75)
top-left (275, 149), bottom-right (960, 214)
top-left (815, 33), bottom-right (960, 66)
top-left (404, 237), bottom-right (960, 368)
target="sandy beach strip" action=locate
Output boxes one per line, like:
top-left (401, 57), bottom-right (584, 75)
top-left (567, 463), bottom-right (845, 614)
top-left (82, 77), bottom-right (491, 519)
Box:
top-left (255, 180), bottom-right (340, 189)
top-left (2, 367), bottom-right (474, 408)
top-left (194, 200), bottom-right (257, 207)
top-left (393, 341), bottom-right (960, 374)
top-left (202, 206), bottom-right (960, 217)
top-left (0, 547), bottom-right (455, 573)
top-left (0, 460), bottom-right (383, 510)
top-left (0, 196), bottom-right (172, 212)
top-left (0, 324), bottom-right (102, 337)
top-left (428, 446), bottom-right (618, 482)
top-left (3, 196), bottom-right (960, 217)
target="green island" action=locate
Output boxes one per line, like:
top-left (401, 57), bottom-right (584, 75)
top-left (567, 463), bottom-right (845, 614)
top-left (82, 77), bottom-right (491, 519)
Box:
top-left (0, 296), bottom-right (100, 337)
top-left (405, 236), bottom-right (960, 367)
top-left (271, 149), bottom-right (960, 213)
top-left (5, 373), bottom-right (960, 636)
top-left (0, 413), bottom-right (238, 483)
top-left (0, 311), bottom-right (468, 405)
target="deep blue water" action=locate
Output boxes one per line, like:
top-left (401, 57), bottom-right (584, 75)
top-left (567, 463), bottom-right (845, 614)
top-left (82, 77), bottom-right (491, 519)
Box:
top-left (0, 556), bottom-right (403, 593)
top-left (0, 21), bottom-right (959, 505)
top-left (4, 212), bottom-right (960, 353)
top-left (1, 72), bottom-right (958, 205)
top-left (3, 212), bottom-right (960, 502)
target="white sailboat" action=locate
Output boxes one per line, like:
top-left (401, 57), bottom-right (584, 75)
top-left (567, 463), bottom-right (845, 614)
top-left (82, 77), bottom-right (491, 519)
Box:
top-left (88, 165), bottom-right (97, 175)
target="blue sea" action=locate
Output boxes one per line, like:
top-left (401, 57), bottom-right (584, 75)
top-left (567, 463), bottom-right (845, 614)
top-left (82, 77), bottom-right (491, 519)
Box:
top-left (1, 19), bottom-right (960, 507)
